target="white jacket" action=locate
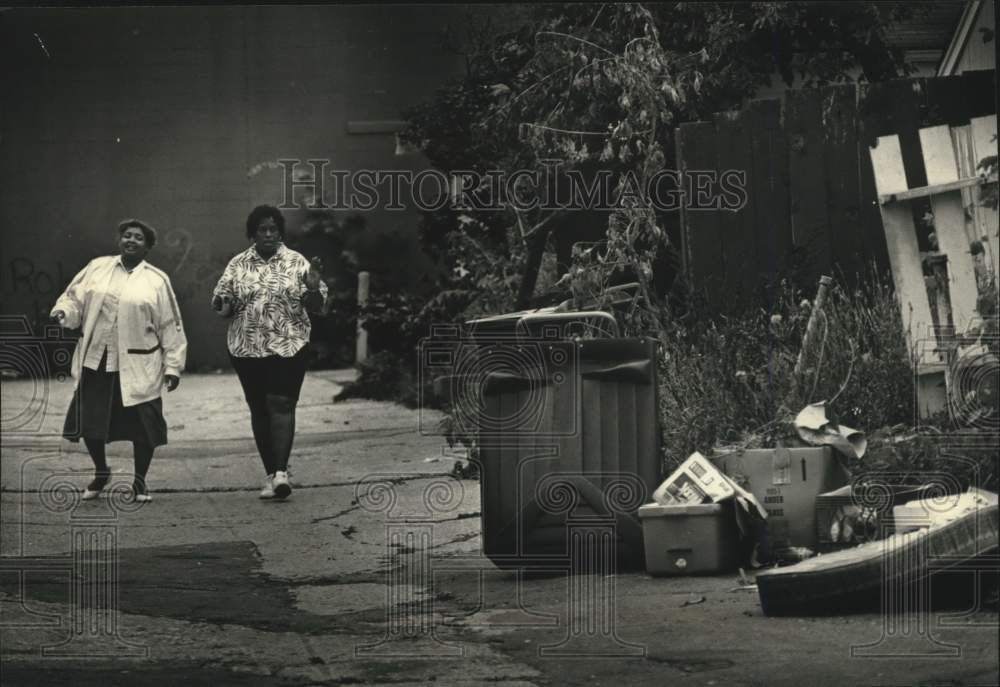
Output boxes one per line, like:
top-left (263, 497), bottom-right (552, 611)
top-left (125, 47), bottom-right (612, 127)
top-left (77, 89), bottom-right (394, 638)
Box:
top-left (51, 256), bottom-right (187, 407)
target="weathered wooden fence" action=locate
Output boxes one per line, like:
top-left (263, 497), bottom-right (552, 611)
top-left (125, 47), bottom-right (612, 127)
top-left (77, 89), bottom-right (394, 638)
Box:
top-left (676, 72), bottom-right (997, 308)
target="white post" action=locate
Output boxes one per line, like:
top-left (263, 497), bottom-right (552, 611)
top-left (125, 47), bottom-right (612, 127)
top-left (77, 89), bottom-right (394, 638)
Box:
top-left (356, 271), bottom-right (370, 365)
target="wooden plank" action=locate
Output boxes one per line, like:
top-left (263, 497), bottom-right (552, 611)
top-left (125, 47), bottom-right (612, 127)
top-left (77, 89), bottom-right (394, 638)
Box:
top-left (891, 77), bottom-right (930, 189)
top-left (748, 99), bottom-right (792, 281)
top-left (879, 175), bottom-right (997, 204)
top-left (676, 121), bottom-right (724, 304)
top-left (859, 78), bottom-right (982, 275)
top-left (822, 85), bottom-right (864, 285)
top-left (868, 134), bottom-right (909, 193)
top-left (869, 134), bottom-right (937, 363)
top-left (918, 125), bottom-right (979, 334)
top-left (950, 125), bottom-right (980, 246)
top-left (970, 115), bottom-right (999, 286)
top-left (787, 89), bottom-right (832, 282)
top-left (714, 109), bottom-right (757, 306)
top-left (873, 79), bottom-right (935, 257)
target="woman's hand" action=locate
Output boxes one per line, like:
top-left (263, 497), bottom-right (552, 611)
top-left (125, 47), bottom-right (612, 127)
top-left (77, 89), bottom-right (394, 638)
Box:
top-left (303, 257), bottom-right (323, 291)
top-left (165, 375), bottom-right (180, 392)
top-left (301, 257), bottom-right (325, 314)
top-left (212, 294), bottom-right (234, 317)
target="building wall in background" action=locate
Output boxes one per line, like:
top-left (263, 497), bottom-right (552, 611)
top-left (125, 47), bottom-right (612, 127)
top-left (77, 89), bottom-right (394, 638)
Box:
top-left (951, 0), bottom-right (996, 74)
top-left (0, 6), bottom-right (466, 369)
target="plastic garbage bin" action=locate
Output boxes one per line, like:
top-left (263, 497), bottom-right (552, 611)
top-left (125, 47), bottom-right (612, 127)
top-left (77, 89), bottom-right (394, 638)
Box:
top-left (461, 311), bottom-right (661, 568)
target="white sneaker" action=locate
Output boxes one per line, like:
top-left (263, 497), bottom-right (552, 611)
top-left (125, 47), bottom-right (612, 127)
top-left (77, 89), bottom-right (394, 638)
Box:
top-left (81, 472), bottom-right (111, 500)
top-left (259, 474), bottom-right (276, 499)
top-left (131, 481), bottom-right (152, 503)
top-left (272, 471), bottom-right (291, 499)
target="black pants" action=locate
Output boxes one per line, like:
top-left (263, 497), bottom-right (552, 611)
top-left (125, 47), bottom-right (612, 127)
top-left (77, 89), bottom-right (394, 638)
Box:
top-left (229, 345), bottom-right (310, 474)
top-left (229, 345), bottom-right (310, 403)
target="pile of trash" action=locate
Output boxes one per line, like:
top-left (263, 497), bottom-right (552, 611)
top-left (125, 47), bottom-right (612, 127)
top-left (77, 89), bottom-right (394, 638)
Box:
top-left (638, 403), bottom-right (999, 616)
top-left (637, 274), bottom-right (997, 615)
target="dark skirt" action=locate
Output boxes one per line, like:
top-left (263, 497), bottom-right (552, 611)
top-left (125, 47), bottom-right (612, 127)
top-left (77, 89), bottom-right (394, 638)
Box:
top-left (62, 354), bottom-right (168, 447)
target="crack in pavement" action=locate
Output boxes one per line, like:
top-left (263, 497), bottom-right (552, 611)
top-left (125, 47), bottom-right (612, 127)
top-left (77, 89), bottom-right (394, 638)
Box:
top-left (391, 511), bottom-right (481, 524)
top-left (428, 531), bottom-right (481, 550)
top-left (311, 504), bottom-right (362, 523)
top-left (7, 427), bottom-right (425, 457)
top-left (3, 473), bottom-right (455, 495)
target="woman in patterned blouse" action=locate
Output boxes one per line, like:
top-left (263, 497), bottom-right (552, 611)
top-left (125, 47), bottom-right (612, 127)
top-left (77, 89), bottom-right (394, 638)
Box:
top-left (211, 205), bottom-right (328, 500)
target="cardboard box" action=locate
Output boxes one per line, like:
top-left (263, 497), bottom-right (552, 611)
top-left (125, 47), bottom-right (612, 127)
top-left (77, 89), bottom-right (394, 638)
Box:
top-left (713, 447), bottom-right (849, 551)
top-left (638, 502), bottom-right (741, 575)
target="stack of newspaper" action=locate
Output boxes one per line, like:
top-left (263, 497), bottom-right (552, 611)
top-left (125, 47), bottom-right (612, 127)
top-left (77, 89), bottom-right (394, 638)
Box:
top-left (653, 452), bottom-right (768, 520)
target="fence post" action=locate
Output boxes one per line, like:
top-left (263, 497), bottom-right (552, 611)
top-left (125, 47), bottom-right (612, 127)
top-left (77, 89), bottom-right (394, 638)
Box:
top-left (356, 271), bottom-right (370, 365)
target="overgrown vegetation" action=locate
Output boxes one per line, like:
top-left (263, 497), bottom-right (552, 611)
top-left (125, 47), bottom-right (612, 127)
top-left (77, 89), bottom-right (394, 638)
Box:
top-left (399, 2), bottom-right (921, 331)
top-left (658, 271), bottom-right (914, 469)
top-left (860, 432), bottom-right (998, 495)
top-left (330, 4), bottom-right (1000, 491)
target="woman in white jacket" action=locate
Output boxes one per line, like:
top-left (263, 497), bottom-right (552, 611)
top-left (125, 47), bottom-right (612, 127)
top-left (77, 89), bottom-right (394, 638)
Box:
top-left (51, 219), bottom-right (187, 502)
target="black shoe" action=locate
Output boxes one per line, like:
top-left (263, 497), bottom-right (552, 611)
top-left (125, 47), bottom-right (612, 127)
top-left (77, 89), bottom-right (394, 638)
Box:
top-left (82, 471), bottom-right (110, 500)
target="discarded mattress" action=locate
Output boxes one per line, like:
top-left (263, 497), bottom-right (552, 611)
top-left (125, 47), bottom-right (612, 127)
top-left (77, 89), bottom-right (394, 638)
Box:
top-left (756, 503), bottom-right (998, 616)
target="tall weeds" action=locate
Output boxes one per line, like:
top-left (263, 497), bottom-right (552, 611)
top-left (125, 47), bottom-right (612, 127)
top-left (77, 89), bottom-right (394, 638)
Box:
top-left (658, 272), bottom-right (913, 470)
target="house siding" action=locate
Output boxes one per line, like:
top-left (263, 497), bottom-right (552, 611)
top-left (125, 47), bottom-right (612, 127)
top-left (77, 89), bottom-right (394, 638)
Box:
top-left (953, 0), bottom-right (997, 73)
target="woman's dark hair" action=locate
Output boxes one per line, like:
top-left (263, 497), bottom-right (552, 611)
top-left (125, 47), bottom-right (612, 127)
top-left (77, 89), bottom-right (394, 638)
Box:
top-left (117, 219), bottom-right (157, 248)
top-left (245, 205), bottom-right (286, 240)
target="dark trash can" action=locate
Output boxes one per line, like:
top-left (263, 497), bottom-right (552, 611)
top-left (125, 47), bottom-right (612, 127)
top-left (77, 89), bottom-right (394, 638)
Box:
top-left (459, 311), bottom-right (661, 568)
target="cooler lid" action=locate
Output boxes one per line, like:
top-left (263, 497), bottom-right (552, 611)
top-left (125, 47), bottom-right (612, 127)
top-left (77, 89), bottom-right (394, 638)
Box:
top-left (638, 502), bottom-right (724, 518)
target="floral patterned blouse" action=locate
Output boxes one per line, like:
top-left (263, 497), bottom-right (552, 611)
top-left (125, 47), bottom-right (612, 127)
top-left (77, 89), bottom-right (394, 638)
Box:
top-left (212, 244), bottom-right (327, 358)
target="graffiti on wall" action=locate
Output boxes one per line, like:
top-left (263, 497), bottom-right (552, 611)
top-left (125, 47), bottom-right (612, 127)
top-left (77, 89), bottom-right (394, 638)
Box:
top-left (1, 233), bottom-right (226, 321)
top-left (0, 257), bottom-right (75, 327)
top-left (157, 228), bottom-right (228, 304)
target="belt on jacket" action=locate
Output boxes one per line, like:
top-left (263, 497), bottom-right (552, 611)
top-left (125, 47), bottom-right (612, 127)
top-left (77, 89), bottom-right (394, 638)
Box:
top-left (126, 343), bottom-right (162, 354)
